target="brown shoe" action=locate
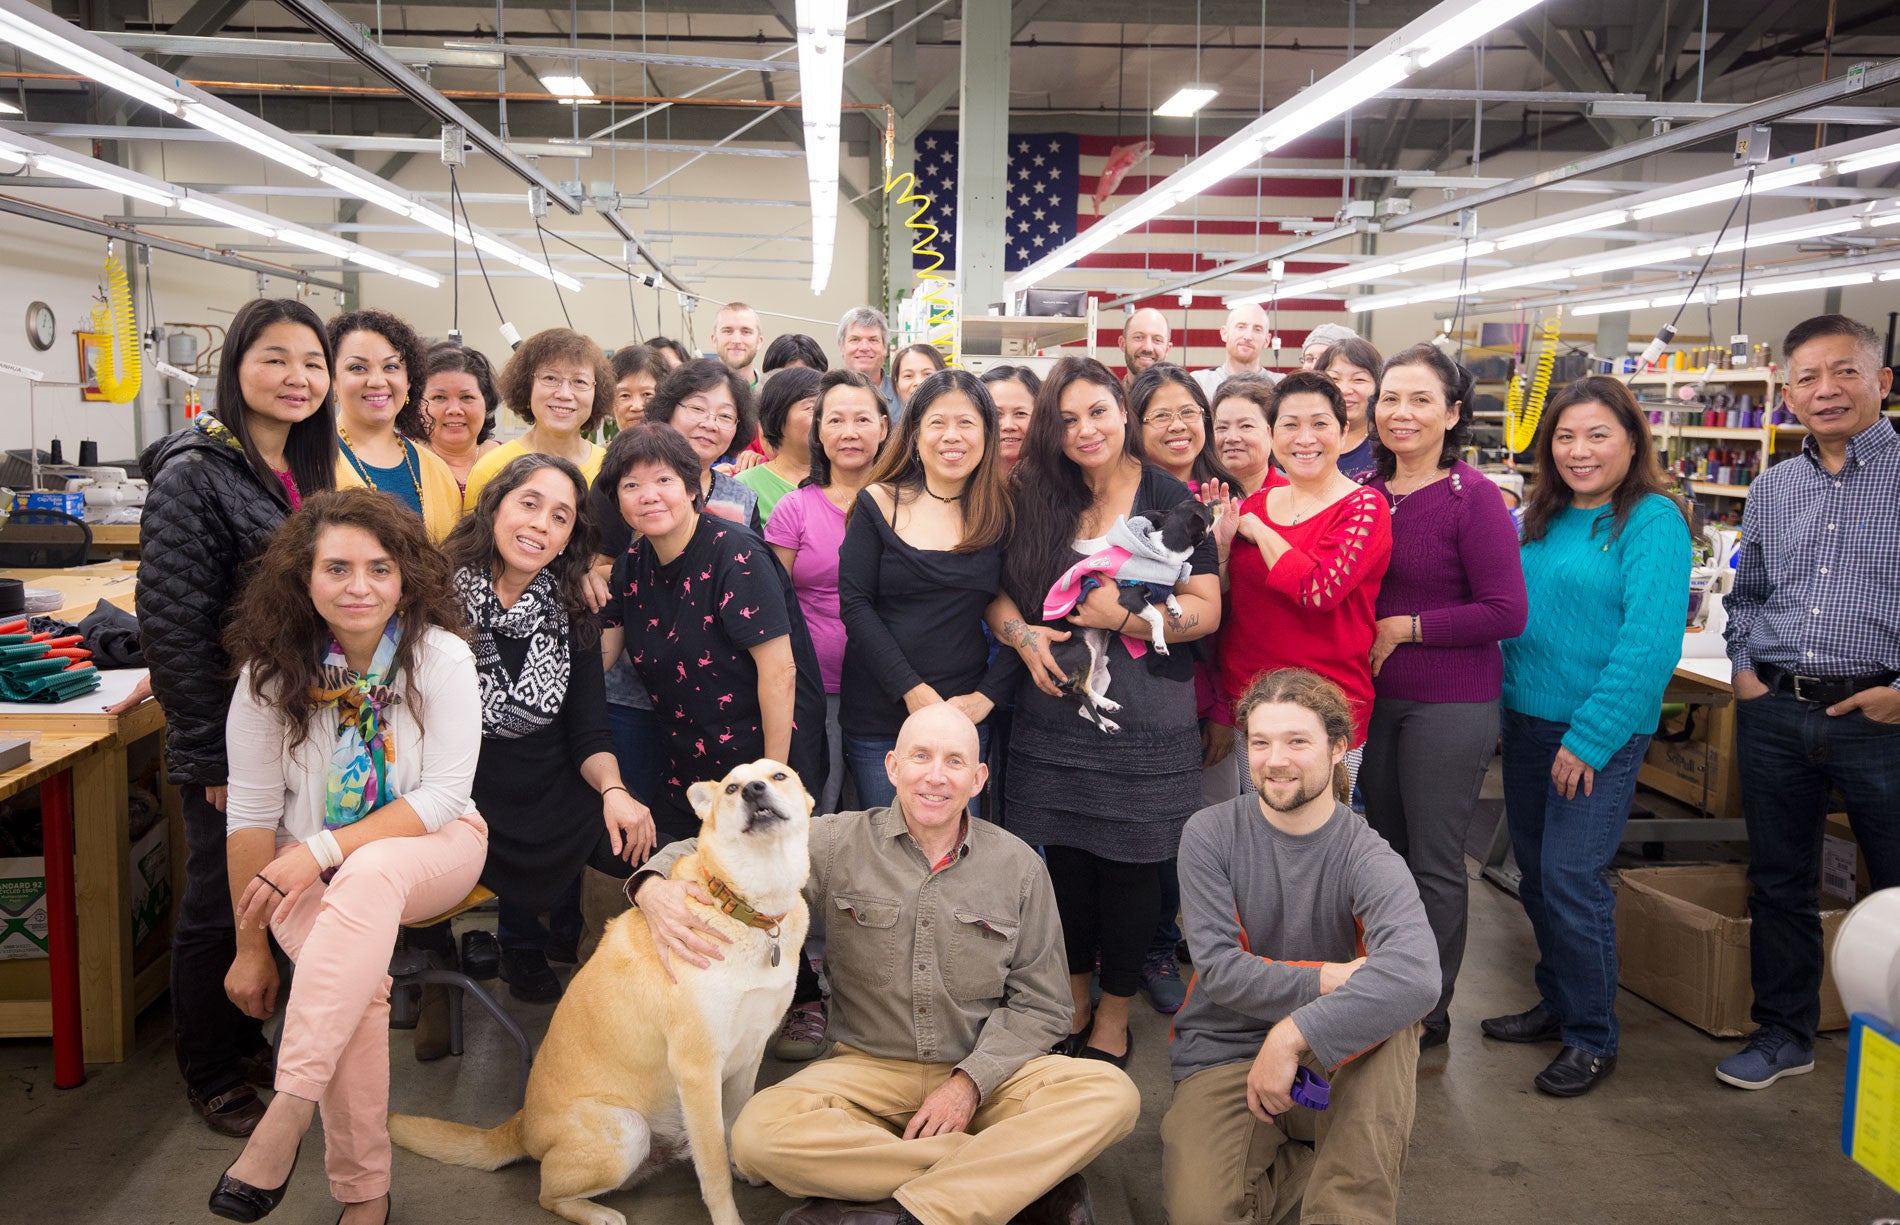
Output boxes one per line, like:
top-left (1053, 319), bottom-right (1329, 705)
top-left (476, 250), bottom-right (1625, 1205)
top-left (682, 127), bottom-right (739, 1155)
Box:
top-left (1013, 1175), bottom-right (1096, 1225)
top-left (413, 983), bottom-right (453, 1062)
top-left (777, 1199), bottom-right (920, 1225)
top-left (189, 1084), bottom-right (267, 1138)
top-left (238, 1046), bottom-right (277, 1090)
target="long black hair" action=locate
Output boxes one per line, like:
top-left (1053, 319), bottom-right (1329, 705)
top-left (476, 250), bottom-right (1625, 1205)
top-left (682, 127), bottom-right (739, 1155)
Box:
top-left (1003, 355), bottom-right (1145, 614)
top-left (861, 367), bottom-right (1012, 553)
top-left (213, 298), bottom-right (339, 497)
top-left (1128, 363), bottom-right (1238, 492)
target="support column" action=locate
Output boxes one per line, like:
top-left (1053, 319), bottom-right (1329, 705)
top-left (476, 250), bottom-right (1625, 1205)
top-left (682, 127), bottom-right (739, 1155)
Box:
top-left (955, 0), bottom-right (1011, 313)
top-left (885, 2), bottom-right (919, 322)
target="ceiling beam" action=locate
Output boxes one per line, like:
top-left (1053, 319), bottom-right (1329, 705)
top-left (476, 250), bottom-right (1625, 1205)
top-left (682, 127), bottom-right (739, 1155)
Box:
top-left (151, 0), bottom-right (250, 75)
top-left (1661, 0), bottom-right (1806, 102)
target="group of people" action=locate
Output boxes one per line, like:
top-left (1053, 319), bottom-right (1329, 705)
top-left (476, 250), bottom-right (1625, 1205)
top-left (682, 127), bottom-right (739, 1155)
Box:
top-left (134, 289), bottom-right (1895, 1225)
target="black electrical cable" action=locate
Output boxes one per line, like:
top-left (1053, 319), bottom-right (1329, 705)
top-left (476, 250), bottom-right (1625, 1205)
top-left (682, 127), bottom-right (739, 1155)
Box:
top-left (1734, 167), bottom-right (1756, 342)
top-left (449, 166), bottom-right (506, 324)
top-left (1449, 240), bottom-right (1474, 361)
top-left (627, 271), bottom-right (643, 341)
top-left (1665, 166), bottom-right (1754, 334)
top-left (534, 218), bottom-right (575, 329)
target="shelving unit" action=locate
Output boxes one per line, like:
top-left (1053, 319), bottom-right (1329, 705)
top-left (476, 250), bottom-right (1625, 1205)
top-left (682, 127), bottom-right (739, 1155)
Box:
top-left (1622, 366), bottom-right (1791, 504)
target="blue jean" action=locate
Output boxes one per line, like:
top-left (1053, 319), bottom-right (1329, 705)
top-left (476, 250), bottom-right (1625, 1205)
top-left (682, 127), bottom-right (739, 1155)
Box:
top-left (1736, 690), bottom-right (1900, 1045)
top-left (605, 701), bottom-right (664, 805)
top-left (844, 724), bottom-right (990, 816)
top-left (1501, 709), bottom-right (1651, 1058)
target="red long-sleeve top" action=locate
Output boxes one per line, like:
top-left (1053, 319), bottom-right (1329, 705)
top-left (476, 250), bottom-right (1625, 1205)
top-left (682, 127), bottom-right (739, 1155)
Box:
top-left (1217, 476), bottom-right (1393, 747)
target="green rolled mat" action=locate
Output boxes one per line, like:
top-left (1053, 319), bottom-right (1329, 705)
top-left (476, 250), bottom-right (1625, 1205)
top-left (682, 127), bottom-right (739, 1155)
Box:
top-left (0, 661), bottom-right (99, 702)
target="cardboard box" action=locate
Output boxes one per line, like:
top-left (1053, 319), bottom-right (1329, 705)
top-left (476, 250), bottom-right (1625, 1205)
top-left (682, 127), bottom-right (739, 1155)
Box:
top-left (129, 821), bottom-right (170, 949)
top-left (12, 491), bottom-right (86, 517)
top-left (1639, 726), bottom-right (1743, 821)
top-left (0, 856), bottom-right (49, 960)
top-left (1616, 863), bottom-right (1847, 1038)
top-left (1822, 813), bottom-right (1873, 912)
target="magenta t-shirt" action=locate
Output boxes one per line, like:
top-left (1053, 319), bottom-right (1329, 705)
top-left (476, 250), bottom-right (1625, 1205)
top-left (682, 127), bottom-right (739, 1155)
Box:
top-left (763, 483), bottom-right (847, 693)
top-left (273, 468), bottom-right (302, 511)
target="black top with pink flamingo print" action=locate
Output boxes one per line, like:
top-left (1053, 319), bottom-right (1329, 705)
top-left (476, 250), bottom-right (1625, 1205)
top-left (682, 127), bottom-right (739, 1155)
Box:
top-left (603, 515), bottom-right (828, 839)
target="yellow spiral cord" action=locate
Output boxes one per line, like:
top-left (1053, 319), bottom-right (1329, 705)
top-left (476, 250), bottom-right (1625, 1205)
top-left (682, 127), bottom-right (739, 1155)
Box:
top-left (1505, 315), bottom-right (1561, 453)
top-left (88, 245), bottom-right (142, 404)
top-left (884, 170), bottom-right (957, 366)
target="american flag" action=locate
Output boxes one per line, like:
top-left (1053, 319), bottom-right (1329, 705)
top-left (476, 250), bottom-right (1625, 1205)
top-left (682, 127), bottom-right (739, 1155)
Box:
top-left (910, 130), bottom-right (1081, 272)
top-left (907, 131), bottom-right (1358, 375)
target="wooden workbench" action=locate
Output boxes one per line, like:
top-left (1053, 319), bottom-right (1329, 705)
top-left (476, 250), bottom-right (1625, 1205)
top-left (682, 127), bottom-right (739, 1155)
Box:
top-left (1641, 655), bottom-right (1743, 822)
top-left (87, 523), bottom-right (141, 560)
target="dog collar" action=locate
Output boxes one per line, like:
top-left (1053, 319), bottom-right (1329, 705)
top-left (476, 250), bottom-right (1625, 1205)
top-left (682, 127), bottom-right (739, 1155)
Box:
top-left (703, 871), bottom-right (784, 937)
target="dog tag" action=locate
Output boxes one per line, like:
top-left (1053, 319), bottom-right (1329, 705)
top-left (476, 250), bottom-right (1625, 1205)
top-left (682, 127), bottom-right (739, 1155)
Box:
top-left (769, 942), bottom-right (781, 968)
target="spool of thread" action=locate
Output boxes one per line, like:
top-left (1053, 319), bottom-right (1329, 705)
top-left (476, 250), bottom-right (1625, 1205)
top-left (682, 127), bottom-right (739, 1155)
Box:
top-left (78, 440), bottom-right (98, 467)
top-left (0, 579), bottom-right (22, 617)
top-left (48, 439), bottom-right (63, 464)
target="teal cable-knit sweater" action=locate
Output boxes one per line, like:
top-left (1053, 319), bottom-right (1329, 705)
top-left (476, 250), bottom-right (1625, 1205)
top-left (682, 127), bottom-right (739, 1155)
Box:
top-left (1503, 494), bottom-right (1691, 770)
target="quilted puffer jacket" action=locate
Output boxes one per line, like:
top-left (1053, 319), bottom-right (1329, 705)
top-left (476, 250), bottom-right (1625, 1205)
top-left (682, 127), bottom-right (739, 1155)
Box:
top-left (137, 415), bottom-right (293, 787)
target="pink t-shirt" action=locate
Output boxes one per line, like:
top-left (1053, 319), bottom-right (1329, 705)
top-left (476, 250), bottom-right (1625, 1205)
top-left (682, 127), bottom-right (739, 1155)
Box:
top-left (273, 468), bottom-right (302, 511)
top-left (763, 483), bottom-right (847, 693)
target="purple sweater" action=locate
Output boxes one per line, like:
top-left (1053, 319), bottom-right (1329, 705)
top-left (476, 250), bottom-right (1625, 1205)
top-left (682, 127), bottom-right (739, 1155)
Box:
top-left (1364, 461), bottom-right (1528, 703)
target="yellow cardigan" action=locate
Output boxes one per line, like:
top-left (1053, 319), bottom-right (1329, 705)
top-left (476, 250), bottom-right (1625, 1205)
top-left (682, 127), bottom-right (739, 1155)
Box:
top-left (334, 439), bottom-right (464, 544)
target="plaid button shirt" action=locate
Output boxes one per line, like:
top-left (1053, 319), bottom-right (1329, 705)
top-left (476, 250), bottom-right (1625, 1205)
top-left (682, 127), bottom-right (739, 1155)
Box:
top-left (1725, 417), bottom-right (1900, 687)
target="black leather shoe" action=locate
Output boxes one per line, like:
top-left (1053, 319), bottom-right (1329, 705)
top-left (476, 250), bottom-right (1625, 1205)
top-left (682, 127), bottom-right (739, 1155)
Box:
top-left (1534, 1046), bottom-right (1616, 1097)
top-left (1078, 1028), bottom-right (1132, 1070)
top-left (208, 1143), bottom-right (301, 1221)
top-left (1419, 1019), bottom-right (1451, 1052)
top-left (1013, 1174), bottom-right (1096, 1225)
top-left (499, 947), bottom-right (563, 1004)
top-left (190, 1085), bottom-right (267, 1138)
top-left (335, 1192), bottom-right (390, 1225)
top-left (459, 930), bottom-right (500, 980)
top-left (777, 1199), bottom-right (920, 1225)
top-left (238, 1047), bottom-right (277, 1090)
top-left (1481, 1004), bottom-right (1563, 1044)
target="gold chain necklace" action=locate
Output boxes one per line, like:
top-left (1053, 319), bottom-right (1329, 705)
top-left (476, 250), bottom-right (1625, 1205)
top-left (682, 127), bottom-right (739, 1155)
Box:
top-left (339, 426), bottom-right (423, 501)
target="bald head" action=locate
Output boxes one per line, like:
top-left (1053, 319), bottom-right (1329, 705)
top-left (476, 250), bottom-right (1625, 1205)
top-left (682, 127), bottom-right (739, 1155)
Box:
top-left (1121, 308), bottom-right (1173, 378)
top-left (1220, 303), bottom-right (1269, 370)
top-left (887, 703), bottom-right (987, 833)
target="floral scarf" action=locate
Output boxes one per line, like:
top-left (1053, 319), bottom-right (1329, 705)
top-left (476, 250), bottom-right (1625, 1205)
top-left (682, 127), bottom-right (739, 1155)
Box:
top-left (310, 618), bottom-right (403, 830)
top-left (455, 565), bottom-right (570, 739)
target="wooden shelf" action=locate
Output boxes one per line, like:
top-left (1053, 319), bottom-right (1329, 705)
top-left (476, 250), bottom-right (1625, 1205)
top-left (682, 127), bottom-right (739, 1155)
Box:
top-left (1664, 426), bottom-right (1769, 441)
top-left (1688, 481), bottom-right (1751, 498)
top-left (958, 312), bottom-right (1093, 352)
top-left (1627, 367), bottom-right (1777, 385)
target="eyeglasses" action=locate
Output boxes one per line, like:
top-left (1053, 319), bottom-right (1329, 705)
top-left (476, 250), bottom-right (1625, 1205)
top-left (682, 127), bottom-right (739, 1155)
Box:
top-left (535, 372), bottom-right (595, 395)
top-left (676, 401), bottom-right (739, 428)
top-left (1144, 408), bottom-right (1205, 428)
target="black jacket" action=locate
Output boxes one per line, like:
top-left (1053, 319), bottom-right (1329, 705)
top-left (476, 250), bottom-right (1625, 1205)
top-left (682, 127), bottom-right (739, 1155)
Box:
top-left (137, 417), bottom-right (293, 787)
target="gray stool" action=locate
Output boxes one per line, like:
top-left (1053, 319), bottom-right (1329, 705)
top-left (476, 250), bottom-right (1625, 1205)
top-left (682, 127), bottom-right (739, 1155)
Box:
top-left (389, 885), bottom-right (534, 1104)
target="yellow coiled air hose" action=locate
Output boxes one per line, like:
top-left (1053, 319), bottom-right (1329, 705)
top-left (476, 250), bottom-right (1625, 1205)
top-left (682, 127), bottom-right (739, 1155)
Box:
top-left (89, 245), bottom-right (142, 404)
top-left (885, 170), bottom-right (956, 364)
top-left (1505, 315), bottom-right (1560, 453)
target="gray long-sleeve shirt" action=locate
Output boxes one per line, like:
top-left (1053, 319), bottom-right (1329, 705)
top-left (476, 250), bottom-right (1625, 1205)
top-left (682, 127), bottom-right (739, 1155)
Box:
top-left (639, 806), bottom-right (1072, 1099)
top-left (1171, 798), bottom-right (1439, 1078)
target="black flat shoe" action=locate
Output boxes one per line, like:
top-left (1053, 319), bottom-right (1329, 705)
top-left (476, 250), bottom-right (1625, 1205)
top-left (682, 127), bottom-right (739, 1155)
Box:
top-left (335, 1192), bottom-right (391, 1225)
top-left (459, 930), bottom-right (500, 980)
top-left (1078, 1028), bottom-right (1132, 1070)
top-left (499, 947), bottom-right (563, 1004)
top-left (208, 1143), bottom-right (301, 1222)
top-left (1534, 1046), bottom-right (1616, 1097)
top-left (1419, 1019), bottom-right (1450, 1052)
top-left (1480, 1004), bottom-right (1563, 1044)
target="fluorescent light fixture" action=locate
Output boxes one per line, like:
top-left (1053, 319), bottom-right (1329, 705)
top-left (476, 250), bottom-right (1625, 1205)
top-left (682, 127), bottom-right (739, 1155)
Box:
top-left (178, 195), bottom-right (279, 238)
top-left (1697, 216), bottom-right (1862, 256)
top-left (795, 0), bottom-right (847, 292)
top-left (276, 228), bottom-right (353, 259)
top-left (1750, 270), bottom-right (1876, 297)
top-left (0, 144), bottom-right (22, 170)
top-left (1879, 269), bottom-right (1900, 281)
top-left (318, 164), bottom-right (414, 218)
top-left (1563, 245), bottom-right (1695, 278)
top-left (1837, 141), bottom-right (1900, 175)
top-left (1155, 85), bottom-right (1219, 118)
top-left (1493, 209), bottom-right (1629, 251)
top-left (0, 99), bottom-right (18, 116)
top-left (397, 267), bottom-right (443, 287)
top-left (1339, 261), bottom-right (1401, 283)
top-left (410, 204), bottom-right (474, 244)
top-left (0, 5), bottom-right (186, 114)
top-left (1570, 294), bottom-right (1665, 317)
top-left (1398, 241), bottom-right (1495, 272)
top-left (349, 249), bottom-right (406, 276)
top-left (538, 73), bottom-right (599, 105)
top-left (1011, 0), bottom-right (1555, 294)
top-left (1473, 266), bottom-right (1557, 293)
top-left (34, 154), bottom-right (178, 206)
top-left (1630, 162), bottom-right (1825, 220)
top-left (179, 101), bottom-right (322, 177)
top-left (1402, 0), bottom-right (1547, 66)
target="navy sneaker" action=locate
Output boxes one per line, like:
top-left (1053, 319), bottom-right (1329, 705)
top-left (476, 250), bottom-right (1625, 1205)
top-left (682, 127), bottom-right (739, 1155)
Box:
top-left (1715, 1027), bottom-right (1815, 1090)
top-left (1140, 952), bottom-right (1187, 1014)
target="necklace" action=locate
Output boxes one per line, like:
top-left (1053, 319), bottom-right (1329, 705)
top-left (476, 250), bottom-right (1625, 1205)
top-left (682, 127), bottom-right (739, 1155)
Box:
top-left (339, 426), bottom-right (423, 502)
top-left (921, 481), bottom-right (963, 503)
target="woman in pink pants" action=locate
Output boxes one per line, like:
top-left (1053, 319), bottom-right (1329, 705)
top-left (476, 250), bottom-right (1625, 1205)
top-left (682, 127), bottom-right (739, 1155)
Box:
top-left (208, 488), bottom-right (486, 1224)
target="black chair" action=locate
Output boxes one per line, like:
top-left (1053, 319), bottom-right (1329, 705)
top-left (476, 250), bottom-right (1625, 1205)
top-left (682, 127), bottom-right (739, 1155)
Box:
top-left (0, 509), bottom-right (93, 568)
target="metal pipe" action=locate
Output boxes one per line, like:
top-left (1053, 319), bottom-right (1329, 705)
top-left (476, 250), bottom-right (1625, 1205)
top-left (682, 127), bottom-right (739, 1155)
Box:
top-left (93, 30), bottom-right (504, 68)
top-left (441, 39), bottom-right (794, 73)
top-left (8, 121), bottom-right (592, 159)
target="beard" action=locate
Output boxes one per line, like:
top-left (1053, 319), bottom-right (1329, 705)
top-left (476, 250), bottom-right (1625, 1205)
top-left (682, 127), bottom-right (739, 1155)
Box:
top-left (1255, 771), bottom-right (1330, 813)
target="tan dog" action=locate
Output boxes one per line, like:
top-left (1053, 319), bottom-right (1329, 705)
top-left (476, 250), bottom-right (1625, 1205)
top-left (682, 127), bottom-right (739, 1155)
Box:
top-left (389, 760), bottom-right (814, 1225)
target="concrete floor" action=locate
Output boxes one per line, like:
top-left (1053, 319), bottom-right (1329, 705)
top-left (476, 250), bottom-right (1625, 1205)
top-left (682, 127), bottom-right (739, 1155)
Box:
top-left (4, 811), bottom-right (1896, 1224)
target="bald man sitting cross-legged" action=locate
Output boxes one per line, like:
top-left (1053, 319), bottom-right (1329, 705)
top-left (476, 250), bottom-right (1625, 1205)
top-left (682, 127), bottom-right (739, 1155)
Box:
top-left (632, 704), bottom-right (1139, 1225)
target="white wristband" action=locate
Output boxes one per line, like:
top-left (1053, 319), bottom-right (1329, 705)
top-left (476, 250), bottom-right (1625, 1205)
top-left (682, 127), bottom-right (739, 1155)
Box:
top-left (306, 829), bottom-right (344, 872)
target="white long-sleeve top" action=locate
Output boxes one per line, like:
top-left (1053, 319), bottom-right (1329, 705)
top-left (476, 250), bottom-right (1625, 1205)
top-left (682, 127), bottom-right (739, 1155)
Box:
top-left (225, 625), bottom-right (481, 843)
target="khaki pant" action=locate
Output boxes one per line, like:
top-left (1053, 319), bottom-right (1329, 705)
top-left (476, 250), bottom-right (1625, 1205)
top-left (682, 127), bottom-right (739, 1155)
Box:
top-left (731, 1045), bottom-right (1140, 1225)
top-left (1161, 1028), bottom-right (1418, 1225)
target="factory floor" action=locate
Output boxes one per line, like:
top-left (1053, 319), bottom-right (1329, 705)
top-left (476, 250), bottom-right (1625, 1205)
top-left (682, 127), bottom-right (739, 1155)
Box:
top-left (4, 793), bottom-right (1893, 1225)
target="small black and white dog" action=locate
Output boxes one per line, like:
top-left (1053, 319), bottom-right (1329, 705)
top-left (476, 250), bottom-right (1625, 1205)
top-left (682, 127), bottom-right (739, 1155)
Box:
top-left (1046, 499), bottom-right (1210, 734)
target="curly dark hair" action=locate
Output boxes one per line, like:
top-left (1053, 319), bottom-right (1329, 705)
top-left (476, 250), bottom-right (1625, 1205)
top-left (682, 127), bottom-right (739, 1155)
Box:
top-left (327, 308), bottom-right (429, 437)
top-left (419, 342), bottom-right (499, 445)
top-left (1369, 343), bottom-right (1473, 480)
top-left (223, 487), bottom-right (465, 750)
top-left (646, 358), bottom-right (761, 457)
top-left (756, 365), bottom-right (822, 450)
top-left (496, 328), bottom-right (613, 431)
top-left (442, 452), bottom-right (600, 616)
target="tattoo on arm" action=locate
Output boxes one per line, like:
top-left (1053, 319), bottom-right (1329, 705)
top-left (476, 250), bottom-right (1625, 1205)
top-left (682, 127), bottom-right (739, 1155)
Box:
top-left (1002, 618), bottom-right (1041, 650)
top-left (1166, 609), bottom-right (1201, 632)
